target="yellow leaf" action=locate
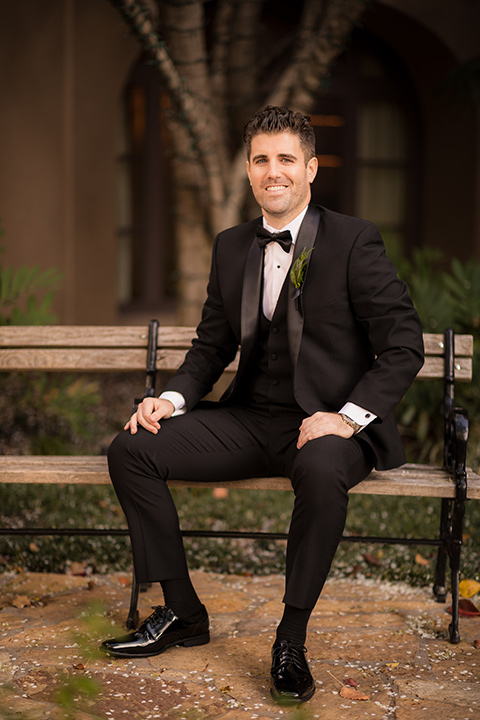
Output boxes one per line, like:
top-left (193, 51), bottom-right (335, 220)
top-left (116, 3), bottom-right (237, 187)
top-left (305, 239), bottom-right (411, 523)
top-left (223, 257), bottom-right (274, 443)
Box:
top-left (459, 579), bottom-right (480, 599)
top-left (386, 662), bottom-right (399, 668)
top-left (415, 553), bottom-right (430, 566)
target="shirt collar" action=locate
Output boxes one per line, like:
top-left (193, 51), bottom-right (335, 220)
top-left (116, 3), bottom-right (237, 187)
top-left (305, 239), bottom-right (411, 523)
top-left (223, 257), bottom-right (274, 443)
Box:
top-left (262, 205), bottom-right (309, 245)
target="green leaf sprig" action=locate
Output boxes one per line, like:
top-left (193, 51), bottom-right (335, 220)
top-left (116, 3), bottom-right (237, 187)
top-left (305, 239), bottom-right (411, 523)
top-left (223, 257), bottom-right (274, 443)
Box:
top-left (290, 247), bottom-right (313, 290)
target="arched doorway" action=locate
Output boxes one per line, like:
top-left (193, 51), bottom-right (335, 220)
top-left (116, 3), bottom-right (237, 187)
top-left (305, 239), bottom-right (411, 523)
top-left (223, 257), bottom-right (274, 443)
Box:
top-left (115, 57), bottom-right (175, 317)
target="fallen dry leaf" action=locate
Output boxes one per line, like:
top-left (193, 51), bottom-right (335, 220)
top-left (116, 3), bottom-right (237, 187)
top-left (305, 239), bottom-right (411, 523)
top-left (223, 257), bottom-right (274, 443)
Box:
top-left (213, 487), bottom-right (229, 499)
top-left (12, 595), bottom-right (30, 608)
top-left (473, 637), bottom-right (480, 649)
top-left (364, 553), bottom-right (382, 567)
top-left (68, 561), bottom-right (88, 576)
top-left (28, 542), bottom-right (40, 553)
top-left (344, 678), bottom-right (358, 688)
top-left (73, 663), bottom-right (85, 670)
top-left (415, 552), bottom-right (430, 566)
top-left (447, 599), bottom-right (480, 617)
top-left (339, 685), bottom-right (370, 701)
top-left (386, 662), bottom-right (400, 668)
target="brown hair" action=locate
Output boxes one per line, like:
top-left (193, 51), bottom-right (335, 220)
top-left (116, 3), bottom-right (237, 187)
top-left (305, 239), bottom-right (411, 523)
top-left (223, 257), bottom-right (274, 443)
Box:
top-left (243, 106), bottom-right (316, 162)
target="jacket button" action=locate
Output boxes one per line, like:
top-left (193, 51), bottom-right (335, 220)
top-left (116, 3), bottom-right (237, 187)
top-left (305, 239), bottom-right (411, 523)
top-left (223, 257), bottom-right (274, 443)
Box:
top-left (272, 327), bottom-right (279, 334)
top-left (271, 353), bottom-right (278, 360)
top-left (272, 379), bottom-right (279, 386)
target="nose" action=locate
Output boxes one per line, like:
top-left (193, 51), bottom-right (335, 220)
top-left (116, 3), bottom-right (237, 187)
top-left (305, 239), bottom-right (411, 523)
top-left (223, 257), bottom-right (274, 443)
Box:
top-left (267, 159), bottom-right (282, 178)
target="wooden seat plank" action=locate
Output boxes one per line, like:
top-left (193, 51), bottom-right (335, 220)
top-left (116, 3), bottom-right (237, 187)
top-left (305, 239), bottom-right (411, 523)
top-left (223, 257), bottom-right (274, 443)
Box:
top-left (1, 456), bottom-right (479, 500)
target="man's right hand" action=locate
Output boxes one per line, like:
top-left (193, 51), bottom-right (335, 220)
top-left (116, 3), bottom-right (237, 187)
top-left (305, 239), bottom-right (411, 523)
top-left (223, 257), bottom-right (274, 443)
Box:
top-left (125, 397), bottom-right (175, 435)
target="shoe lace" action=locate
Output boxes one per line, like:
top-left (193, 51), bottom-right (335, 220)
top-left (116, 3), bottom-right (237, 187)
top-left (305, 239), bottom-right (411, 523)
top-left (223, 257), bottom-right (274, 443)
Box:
top-left (143, 605), bottom-right (175, 635)
top-left (273, 640), bottom-right (307, 668)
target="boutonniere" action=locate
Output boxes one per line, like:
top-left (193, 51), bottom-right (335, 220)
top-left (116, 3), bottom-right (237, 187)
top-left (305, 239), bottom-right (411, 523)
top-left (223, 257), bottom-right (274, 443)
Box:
top-left (290, 247), bottom-right (313, 313)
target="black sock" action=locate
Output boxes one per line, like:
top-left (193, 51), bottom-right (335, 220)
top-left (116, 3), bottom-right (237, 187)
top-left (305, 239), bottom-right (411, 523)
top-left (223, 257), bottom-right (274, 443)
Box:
top-left (276, 604), bottom-right (312, 646)
top-left (160, 577), bottom-right (203, 619)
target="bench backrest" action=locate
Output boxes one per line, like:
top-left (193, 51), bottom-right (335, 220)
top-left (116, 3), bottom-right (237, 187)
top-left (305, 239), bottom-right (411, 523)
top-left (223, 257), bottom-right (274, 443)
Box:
top-left (0, 324), bottom-right (474, 382)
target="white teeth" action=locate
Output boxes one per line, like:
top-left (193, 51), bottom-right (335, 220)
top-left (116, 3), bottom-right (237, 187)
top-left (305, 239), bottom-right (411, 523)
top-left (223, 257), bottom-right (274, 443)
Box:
top-left (266, 185), bottom-right (287, 191)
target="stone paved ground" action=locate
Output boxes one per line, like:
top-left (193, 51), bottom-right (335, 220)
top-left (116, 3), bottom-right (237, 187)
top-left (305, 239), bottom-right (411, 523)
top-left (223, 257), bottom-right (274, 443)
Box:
top-left (0, 570), bottom-right (480, 720)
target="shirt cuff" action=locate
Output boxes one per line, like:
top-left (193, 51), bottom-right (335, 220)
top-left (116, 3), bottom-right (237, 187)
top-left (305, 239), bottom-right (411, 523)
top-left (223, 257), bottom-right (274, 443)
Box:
top-left (339, 402), bottom-right (376, 430)
top-left (159, 391), bottom-right (187, 416)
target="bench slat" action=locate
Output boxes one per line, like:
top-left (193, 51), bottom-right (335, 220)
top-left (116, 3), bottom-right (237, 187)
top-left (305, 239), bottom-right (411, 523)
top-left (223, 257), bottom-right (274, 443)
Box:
top-left (0, 348), bottom-right (150, 371)
top-left (1, 457), bottom-right (479, 499)
top-left (0, 326), bottom-right (151, 347)
top-left (418, 356), bottom-right (472, 381)
top-left (0, 349), bottom-right (472, 381)
top-left (423, 333), bottom-right (473, 357)
top-left (0, 326), bottom-right (197, 348)
top-left (0, 328), bottom-right (474, 357)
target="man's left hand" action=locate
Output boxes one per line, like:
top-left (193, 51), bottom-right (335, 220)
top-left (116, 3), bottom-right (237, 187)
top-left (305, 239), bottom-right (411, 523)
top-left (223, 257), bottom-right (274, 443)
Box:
top-left (297, 412), bottom-right (354, 449)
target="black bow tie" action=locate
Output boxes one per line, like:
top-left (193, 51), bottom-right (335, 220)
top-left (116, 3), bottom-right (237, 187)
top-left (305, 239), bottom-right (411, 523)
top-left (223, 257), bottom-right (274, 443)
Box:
top-left (256, 226), bottom-right (292, 253)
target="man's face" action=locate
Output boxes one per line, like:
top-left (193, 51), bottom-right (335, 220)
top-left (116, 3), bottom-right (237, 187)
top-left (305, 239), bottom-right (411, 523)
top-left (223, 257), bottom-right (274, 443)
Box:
top-left (246, 131), bottom-right (318, 228)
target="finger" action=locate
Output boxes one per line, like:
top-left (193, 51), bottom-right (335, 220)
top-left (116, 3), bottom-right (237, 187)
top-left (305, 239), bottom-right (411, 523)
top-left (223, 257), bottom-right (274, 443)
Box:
top-left (297, 426), bottom-right (315, 449)
top-left (137, 407), bottom-right (161, 433)
top-left (127, 412), bottom-right (138, 435)
top-left (140, 406), bottom-right (161, 427)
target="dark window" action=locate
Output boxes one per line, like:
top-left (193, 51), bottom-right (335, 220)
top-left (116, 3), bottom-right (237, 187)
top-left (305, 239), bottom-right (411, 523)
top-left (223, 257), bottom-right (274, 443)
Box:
top-left (311, 31), bottom-right (422, 256)
top-left (116, 59), bottom-right (175, 314)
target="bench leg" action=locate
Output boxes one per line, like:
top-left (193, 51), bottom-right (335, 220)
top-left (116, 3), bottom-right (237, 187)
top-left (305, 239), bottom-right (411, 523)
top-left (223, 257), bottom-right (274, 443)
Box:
top-left (445, 407), bottom-right (469, 644)
top-left (126, 570), bottom-right (140, 630)
top-left (447, 496), bottom-right (465, 644)
top-left (433, 498), bottom-right (451, 603)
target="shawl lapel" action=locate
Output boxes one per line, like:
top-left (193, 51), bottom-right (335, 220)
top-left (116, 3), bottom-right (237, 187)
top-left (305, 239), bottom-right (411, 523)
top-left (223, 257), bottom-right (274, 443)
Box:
top-left (287, 205), bottom-right (322, 369)
top-left (237, 232), bottom-right (263, 379)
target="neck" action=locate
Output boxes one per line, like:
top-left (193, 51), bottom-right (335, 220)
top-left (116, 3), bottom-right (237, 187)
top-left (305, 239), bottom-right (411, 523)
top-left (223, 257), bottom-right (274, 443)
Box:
top-left (263, 203), bottom-right (310, 231)
top-left (263, 202), bottom-right (310, 231)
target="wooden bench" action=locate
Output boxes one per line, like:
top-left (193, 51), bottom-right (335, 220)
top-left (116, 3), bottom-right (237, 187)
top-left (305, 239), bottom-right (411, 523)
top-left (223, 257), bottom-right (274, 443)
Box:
top-left (0, 321), bottom-right (479, 643)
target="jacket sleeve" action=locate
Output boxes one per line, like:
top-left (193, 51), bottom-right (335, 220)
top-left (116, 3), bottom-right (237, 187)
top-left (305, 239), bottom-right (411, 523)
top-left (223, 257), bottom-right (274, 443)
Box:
top-left (345, 223), bottom-right (424, 420)
top-left (162, 235), bottom-right (239, 410)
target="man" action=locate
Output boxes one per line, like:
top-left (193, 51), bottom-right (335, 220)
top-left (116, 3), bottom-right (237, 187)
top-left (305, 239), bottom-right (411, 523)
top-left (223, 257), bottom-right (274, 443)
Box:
top-left (101, 106), bottom-right (424, 704)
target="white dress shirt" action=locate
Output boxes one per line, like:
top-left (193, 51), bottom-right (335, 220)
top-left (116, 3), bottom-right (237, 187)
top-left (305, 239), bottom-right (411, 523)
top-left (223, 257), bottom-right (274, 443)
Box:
top-left (161, 207), bottom-right (376, 431)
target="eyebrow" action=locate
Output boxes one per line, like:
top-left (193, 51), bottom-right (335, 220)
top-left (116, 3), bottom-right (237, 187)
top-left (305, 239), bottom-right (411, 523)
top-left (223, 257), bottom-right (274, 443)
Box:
top-left (251, 152), bottom-right (298, 162)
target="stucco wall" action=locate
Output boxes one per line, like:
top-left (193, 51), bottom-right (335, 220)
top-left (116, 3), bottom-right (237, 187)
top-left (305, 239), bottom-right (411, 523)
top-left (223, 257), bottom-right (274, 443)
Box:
top-left (0, 0), bottom-right (137, 323)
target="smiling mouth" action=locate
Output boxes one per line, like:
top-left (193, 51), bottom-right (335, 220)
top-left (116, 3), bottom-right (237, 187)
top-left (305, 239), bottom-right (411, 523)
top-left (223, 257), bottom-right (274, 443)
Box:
top-left (265, 185), bottom-right (288, 192)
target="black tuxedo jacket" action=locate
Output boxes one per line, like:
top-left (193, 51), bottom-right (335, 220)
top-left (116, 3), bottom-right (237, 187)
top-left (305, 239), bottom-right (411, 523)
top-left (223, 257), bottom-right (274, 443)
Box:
top-left (164, 205), bottom-right (424, 470)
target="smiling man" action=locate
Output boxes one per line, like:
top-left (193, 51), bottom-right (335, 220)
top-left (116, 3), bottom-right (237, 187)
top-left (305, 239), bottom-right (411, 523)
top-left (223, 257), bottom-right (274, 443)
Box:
top-left (101, 106), bottom-right (424, 705)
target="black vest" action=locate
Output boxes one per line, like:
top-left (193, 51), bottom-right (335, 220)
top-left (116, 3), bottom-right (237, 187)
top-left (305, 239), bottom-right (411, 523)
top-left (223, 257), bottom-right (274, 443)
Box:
top-left (238, 279), bottom-right (300, 410)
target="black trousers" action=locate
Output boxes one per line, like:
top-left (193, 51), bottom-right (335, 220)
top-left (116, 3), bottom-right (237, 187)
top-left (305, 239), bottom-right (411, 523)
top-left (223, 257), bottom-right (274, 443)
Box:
top-left (107, 403), bottom-right (373, 610)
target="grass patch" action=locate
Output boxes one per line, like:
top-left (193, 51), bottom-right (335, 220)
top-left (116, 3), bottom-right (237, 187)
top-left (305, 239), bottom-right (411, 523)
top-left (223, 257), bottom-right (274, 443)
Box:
top-left (1, 484), bottom-right (479, 589)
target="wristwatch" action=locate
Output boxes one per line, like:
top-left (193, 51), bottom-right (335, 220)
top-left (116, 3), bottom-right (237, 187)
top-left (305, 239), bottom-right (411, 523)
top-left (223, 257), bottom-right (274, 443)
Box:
top-left (339, 413), bottom-right (362, 434)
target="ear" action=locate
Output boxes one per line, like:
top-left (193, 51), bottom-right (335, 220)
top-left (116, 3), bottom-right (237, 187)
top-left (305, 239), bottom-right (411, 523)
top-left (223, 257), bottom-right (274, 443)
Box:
top-left (246, 159), bottom-right (253, 185)
top-left (307, 155), bottom-right (318, 184)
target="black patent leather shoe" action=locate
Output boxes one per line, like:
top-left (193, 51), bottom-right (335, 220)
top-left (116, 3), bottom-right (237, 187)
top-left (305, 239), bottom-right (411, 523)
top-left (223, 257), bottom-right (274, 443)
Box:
top-left (100, 605), bottom-right (209, 658)
top-left (270, 639), bottom-right (315, 704)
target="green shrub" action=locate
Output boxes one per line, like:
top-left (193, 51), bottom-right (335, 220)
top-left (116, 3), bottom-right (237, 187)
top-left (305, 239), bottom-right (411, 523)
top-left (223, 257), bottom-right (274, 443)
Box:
top-left (0, 236), bottom-right (62, 325)
top-left (396, 249), bottom-right (480, 468)
top-left (0, 233), bottom-right (101, 455)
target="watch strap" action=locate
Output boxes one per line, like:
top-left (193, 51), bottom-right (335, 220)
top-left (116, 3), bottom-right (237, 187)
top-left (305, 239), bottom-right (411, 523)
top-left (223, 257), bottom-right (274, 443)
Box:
top-left (339, 413), bottom-right (362, 434)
